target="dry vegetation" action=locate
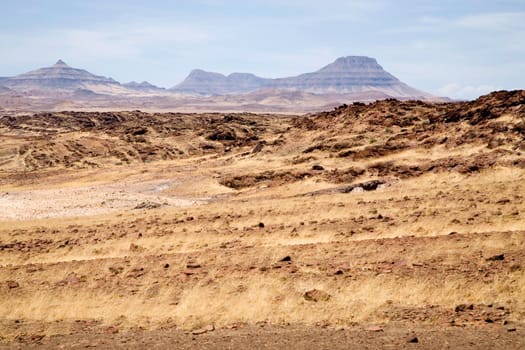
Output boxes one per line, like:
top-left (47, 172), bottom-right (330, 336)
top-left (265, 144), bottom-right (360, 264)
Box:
top-left (1, 90), bottom-right (524, 348)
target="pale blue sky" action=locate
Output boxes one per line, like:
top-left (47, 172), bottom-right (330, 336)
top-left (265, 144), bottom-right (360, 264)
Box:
top-left (1, 0), bottom-right (524, 98)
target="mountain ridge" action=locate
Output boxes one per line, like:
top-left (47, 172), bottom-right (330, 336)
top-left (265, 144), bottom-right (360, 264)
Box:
top-left (171, 56), bottom-right (432, 99)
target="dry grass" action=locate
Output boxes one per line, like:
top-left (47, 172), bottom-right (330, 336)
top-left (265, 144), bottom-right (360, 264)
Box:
top-left (1, 99), bottom-right (525, 343)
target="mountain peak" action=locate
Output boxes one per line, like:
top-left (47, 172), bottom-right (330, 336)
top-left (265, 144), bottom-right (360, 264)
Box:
top-left (318, 56), bottom-right (382, 73)
top-left (334, 56), bottom-right (377, 65)
top-left (54, 59), bottom-right (69, 67)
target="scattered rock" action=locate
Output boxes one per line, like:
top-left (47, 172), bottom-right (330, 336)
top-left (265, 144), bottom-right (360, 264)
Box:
top-left (366, 326), bottom-right (383, 332)
top-left (455, 304), bottom-right (474, 312)
top-left (486, 254), bottom-right (505, 261)
top-left (64, 273), bottom-right (80, 285)
top-left (192, 324), bottom-right (215, 335)
top-left (129, 243), bottom-right (145, 253)
top-left (252, 142), bottom-right (265, 153)
top-left (304, 179), bottom-right (385, 196)
top-left (186, 263), bottom-right (201, 269)
top-left (304, 289), bottom-right (331, 302)
top-left (109, 266), bottom-right (124, 275)
top-left (134, 201), bottom-right (162, 210)
top-left (105, 326), bottom-right (119, 334)
top-left (6, 280), bottom-right (19, 289)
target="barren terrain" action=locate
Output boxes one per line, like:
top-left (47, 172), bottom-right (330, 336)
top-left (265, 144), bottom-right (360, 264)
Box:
top-left (1, 90), bottom-right (524, 348)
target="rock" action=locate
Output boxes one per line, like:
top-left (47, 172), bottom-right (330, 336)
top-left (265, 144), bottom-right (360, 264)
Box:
top-left (105, 326), bottom-right (119, 334)
top-left (408, 337), bottom-right (419, 343)
top-left (7, 280), bottom-right (19, 289)
top-left (486, 254), bottom-right (504, 261)
top-left (366, 326), bottom-right (383, 332)
top-left (192, 324), bottom-right (214, 335)
top-left (252, 142), bottom-right (265, 153)
top-left (64, 273), bottom-right (80, 285)
top-left (129, 243), bottom-right (145, 252)
top-left (134, 201), bottom-right (162, 210)
top-left (312, 164), bottom-right (324, 171)
top-left (455, 304), bottom-right (474, 312)
top-left (164, 263), bottom-right (170, 268)
top-left (258, 222), bottom-right (265, 228)
top-left (304, 289), bottom-right (331, 302)
top-left (186, 263), bottom-right (201, 269)
top-left (279, 256), bottom-right (292, 262)
top-left (206, 127), bottom-right (236, 141)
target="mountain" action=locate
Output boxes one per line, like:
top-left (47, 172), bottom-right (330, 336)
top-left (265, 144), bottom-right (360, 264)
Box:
top-left (271, 56), bottom-right (428, 97)
top-left (123, 81), bottom-right (165, 91)
top-left (172, 69), bottom-right (267, 95)
top-left (171, 56), bottom-right (432, 99)
top-left (2, 60), bottom-right (120, 92)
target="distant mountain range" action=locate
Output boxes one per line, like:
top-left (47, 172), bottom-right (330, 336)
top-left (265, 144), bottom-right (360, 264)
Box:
top-left (171, 56), bottom-right (431, 99)
top-left (0, 57), bottom-right (444, 113)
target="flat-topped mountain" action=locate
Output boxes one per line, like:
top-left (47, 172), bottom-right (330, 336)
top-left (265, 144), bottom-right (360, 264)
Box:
top-left (172, 56), bottom-right (432, 99)
top-left (172, 69), bottom-right (268, 95)
top-left (2, 60), bottom-right (120, 92)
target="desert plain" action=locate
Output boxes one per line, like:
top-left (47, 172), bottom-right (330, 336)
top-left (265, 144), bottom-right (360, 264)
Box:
top-left (0, 90), bottom-right (524, 348)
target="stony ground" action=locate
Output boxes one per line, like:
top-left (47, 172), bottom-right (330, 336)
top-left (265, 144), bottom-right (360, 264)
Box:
top-left (1, 91), bottom-right (524, 348)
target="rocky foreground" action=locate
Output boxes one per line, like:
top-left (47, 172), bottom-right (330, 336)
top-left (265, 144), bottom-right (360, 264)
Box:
top-left (0, 90), bottom-right (524, 348)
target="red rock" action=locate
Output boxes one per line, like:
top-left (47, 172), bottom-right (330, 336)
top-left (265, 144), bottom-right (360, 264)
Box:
top-left (7, 280), bottom-right (19, 289)
top-left (366, 326), bottom-right (383, 332)
top-left (192, 325), bottom-right (214, 335)
top-left (304, 289), bottom-right (331, 302)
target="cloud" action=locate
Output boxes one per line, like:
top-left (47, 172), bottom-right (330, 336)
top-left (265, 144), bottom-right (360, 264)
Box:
top-left (437, 83), bottom-right (500, 100)
top-left (457, 12), bottom-right (525, 30)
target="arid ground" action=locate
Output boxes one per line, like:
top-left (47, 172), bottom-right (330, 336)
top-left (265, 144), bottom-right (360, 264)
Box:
top-left (1, 91), bottom-right (524, 348)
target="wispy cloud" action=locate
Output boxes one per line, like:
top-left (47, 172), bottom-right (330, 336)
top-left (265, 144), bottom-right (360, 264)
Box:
top-left (457, 12), bottom-right (525, 30)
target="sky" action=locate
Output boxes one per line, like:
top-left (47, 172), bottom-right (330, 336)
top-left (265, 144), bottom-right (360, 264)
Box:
top-left (1, 0), bottom-right (524, 99)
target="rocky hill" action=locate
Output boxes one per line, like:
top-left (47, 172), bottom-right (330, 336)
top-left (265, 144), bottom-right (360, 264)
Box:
top-left (172, 56), bottom-right (432, 99)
